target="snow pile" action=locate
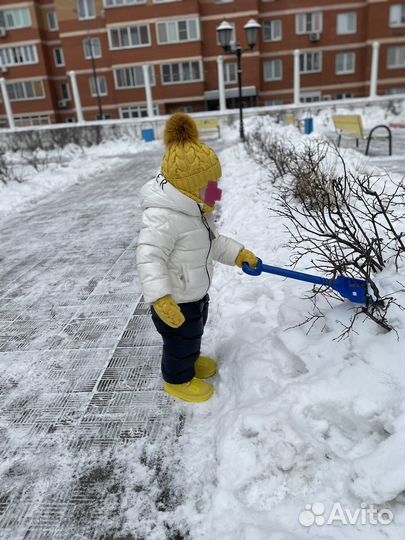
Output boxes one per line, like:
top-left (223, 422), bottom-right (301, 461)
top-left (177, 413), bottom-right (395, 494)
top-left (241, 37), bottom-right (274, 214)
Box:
top-left (178, 118), bottom-right (405, 539)
top-left (83, 136), bottom-right (160, 157)
top-left (312, 100), bottom-right (405, 133)
top-left (0, 138), bottom-right (161, 221)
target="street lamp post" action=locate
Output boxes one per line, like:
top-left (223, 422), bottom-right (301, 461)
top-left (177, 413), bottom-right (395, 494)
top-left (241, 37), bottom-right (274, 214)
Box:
top-left (217, 19), bottom-right (261, 141)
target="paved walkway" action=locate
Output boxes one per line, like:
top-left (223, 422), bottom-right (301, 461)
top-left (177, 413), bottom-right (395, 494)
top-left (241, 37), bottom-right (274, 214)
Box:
top-left (0, 148), bottom-right (186, 540)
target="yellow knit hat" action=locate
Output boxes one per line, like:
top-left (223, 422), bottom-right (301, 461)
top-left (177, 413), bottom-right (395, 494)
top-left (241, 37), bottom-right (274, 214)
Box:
top-left (162, 113), bottom-right (222, 203)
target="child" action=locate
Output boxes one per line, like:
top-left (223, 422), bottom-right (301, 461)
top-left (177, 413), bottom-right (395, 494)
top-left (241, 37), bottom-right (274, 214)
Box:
top-left (136, 113), bottom-right (258, 403)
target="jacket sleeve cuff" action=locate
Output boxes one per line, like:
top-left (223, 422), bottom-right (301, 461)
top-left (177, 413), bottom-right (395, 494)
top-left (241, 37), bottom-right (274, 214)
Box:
top-left (212, 235), bottom-right (244, 266)
top-left (137, 275), bottom-right (172, 304)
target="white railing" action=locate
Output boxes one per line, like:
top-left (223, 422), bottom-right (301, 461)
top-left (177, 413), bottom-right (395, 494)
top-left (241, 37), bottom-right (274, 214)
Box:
top-left (0, 94), bottom-right (403, 137)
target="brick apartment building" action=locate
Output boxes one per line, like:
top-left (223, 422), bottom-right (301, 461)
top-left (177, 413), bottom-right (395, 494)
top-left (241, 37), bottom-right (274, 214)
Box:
top-left (0, 0), bottom-right (404, 126)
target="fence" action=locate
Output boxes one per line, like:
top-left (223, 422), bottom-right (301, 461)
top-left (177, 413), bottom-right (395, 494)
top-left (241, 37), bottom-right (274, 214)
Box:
top-left (0, 94), bottom-right (403, 150)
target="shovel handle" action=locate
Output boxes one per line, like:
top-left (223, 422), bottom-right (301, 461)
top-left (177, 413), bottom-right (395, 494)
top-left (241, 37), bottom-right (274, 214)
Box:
top-left (242, 258), bottom-right (330, 286)
top-left (242, 258), bottom-right (263, 276)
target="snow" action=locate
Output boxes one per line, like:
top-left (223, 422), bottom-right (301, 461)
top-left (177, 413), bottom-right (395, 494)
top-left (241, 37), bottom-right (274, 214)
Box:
top-left (0, 104), bottom-right (404, 539)
top-left (313, 100), bottom-right (405, 133)
top-left (351, 428), bottom-right (404, 504)
top-left (177, 117), bottom-right (405, 539)
top-left (0, 138), bottom-right (159, 221)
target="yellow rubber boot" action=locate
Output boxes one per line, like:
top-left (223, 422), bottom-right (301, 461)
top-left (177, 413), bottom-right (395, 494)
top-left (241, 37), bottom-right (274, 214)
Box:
top-left (164, 378), bottom-right (214, 403)
top-left (195, 356), bottom-right (218, 379)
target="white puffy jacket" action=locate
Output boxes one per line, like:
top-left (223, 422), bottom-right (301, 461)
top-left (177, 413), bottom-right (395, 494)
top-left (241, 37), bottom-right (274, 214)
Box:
top-left (136, 173), bottom-right (243, 304)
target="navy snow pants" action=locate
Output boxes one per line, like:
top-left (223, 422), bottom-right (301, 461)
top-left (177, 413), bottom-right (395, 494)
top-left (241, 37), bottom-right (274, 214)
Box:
top-left (151, 294), bottom-right (209, 384)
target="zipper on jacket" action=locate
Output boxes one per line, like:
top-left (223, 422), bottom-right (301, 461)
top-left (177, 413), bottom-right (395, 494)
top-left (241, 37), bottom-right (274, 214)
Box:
top-left (199, 206), bottom-right (214, 294)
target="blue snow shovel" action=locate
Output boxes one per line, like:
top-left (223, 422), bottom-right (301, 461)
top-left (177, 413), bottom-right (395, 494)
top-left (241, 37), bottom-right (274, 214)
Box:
top-left (242, 258), bottom-right (369, 305)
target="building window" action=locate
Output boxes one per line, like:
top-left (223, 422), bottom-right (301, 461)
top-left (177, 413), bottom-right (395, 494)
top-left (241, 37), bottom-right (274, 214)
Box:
top-left (224, 63), bottom-right (237, 83)
top-left (105, 0), bottom-right (146, 5)
top-left (300, 91), bottom-right (321, 103)
top-left (161, 60), bottom-right (203, 84)
top-left (336, 52), bottom-right (355, 74)
top-left (300, 51), bottom-right (322, 73)
top-left (265, 99), bottom-right (284, 106)
top-left (264, 59), bottom-right (283, 81)
top-left (109, 25), bottom-right (150, 49)
top-left (337, 12), bottom-right (357, 35)
top-left (114, 65), bottom-right (155, 88)
top-left (387, 46), bottom-right (405, 68)
top-left (53, 48), bottom-right (65, 67)
top-left (77, 0), bottom-right (95, 20)
top-left (60, 82), bottom-right (71, 100)
top-left (296, 12), bottom-right (322, 34)
top-left (7, 80), bottom-right (45, 101)
top-left (176, 106), bottom-right (193, 112)
top-left (389, 4), bottom-right (405, 27)
top-left (90, 75), bottom-right (108, 96)
top-left (336, 92), bottom-right (353, 99)
top-left (0, 7), bottom-right (32, 29)
top-left (47, 12), bottom-right (59, 31)
top-left (157, 18), bottom-right (200, 44)
top-left (263, 20), bottom-right (282, 42)
top-left (0, 45), bottom-right (38, 67)
top-left (14, 114), bottom-right (51, 127)
top-left (385, 87), bottom-right (405, 95)
top-left (83, 38), bottom-right (102, 59)
top-left (120, 104), bottom-right (159, 118)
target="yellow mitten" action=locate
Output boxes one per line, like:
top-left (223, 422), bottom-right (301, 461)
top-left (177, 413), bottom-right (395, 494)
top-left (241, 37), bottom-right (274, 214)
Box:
top-left (153, 295), bottom-right (185, 328)
top-left (235, 248), bottom-right (259, 269)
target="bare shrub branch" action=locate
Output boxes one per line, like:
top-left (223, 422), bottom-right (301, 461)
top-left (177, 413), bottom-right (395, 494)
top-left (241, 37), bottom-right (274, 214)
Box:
top-left (245, 128), bottom-right (405, 335)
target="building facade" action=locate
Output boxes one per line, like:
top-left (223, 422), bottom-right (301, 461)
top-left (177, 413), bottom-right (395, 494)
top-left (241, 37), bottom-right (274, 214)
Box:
top-left (0, 0), bottom-right (404, 126)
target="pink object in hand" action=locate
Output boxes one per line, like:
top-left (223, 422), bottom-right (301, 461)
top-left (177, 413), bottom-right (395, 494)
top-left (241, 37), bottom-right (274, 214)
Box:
top-left (203, 182), bottom-right (222, 206)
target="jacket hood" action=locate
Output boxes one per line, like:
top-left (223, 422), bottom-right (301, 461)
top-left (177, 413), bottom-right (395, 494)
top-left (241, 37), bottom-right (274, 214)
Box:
top-left (140, 172), bottom-right (202, 217)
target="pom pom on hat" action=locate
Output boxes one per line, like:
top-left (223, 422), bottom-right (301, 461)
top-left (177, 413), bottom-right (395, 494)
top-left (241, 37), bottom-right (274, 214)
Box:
top-left (163, 112), bottom-right (199, 146)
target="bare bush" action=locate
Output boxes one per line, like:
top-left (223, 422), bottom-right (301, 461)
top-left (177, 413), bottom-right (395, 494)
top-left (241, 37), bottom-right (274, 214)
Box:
top-left (245, 128), bottom-right (405, 336)
top-left (288, 142), bottom-right (337, 210)
top-left (48, 127), bottom-right (84, 149)
top-left (6, 131), bottom-right (52, 172)
top-left (246, 130), bottom-right (336, 209)
top-left (0, 122), bottom-right (143, 157)
top-left (0, 145), bottom-right (24, 184)
top-left (245, 129), bottom-right (294, 181)
top-left (3, 126), bottom-right (108, 172)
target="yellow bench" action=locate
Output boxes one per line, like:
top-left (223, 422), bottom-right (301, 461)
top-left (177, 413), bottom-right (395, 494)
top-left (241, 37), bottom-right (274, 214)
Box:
top-left (286, 113), bottom-right (302, 131)
top-left (332, 114), bottom-right (392, 156)
top-left (196, 119), bottom-right (220, 139)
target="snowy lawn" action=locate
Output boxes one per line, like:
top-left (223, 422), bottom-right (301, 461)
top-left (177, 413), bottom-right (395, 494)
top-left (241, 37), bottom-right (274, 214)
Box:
top-left (177, 119), bottom-right (405, 539)
top-left (0, 137), bottom-right (161, 221)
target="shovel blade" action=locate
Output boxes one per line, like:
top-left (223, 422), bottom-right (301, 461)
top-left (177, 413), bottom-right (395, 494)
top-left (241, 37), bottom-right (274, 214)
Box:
top-left (331, 276), bottom-right (368, 304)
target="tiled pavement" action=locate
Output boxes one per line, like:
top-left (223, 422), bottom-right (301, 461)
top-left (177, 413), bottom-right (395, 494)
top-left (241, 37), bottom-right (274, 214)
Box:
top-left (0, 147), bottom-right (187, 540)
